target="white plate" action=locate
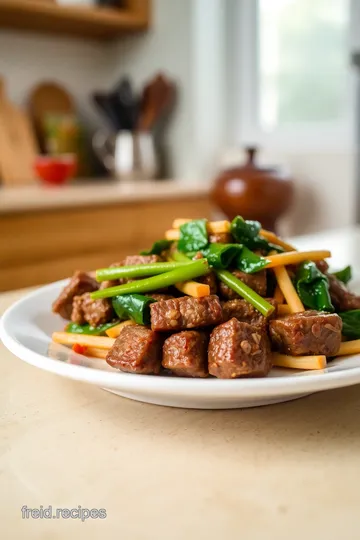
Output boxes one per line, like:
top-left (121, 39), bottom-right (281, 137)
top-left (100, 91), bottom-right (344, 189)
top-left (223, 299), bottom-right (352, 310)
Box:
top-left (2, 280), bottom-right (360, 409)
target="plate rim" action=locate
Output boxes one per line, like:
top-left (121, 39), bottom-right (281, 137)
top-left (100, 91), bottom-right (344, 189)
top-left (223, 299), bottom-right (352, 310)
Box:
top-left (2, 279), bottom-right (360, 399)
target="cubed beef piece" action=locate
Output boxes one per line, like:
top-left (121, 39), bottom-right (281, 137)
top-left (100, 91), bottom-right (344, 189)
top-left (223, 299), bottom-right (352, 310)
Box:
top-left (218, 269), bottom-right (267, 299)
top-left (71, 293), bottom-right (114, 327)
top-left (209, 232), bottom-right (233, 244)
top-left (222, 298), bottom-right (277, 328)
top-left (150, 295), bottom-right (223, 331)
top-left (327, 274), bottom-right (360, 311)
top-left (269, 310), bottom-right (342, 356)
top-left (162, 331), bottom-right (208, 377)
top-left (198, 272), bottom-right (217, 295)
top-left (208, 318), bottom-right (271, 378)
top-left (145, 293), bottom-right (175, 302)
top-left (106, 325), bottom-right (162, 374)
top-left (52, 271), bottom-right (99, 320)
top-left (316, 260), bottom-right (329, 274)
top-left (71, 295), bottom-right (86, 324)
top-left (124, 254), bottom-right (163, 266)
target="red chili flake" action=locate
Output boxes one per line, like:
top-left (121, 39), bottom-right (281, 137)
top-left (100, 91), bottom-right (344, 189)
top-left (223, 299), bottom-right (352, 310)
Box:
top-left (72, 343), bottom-right (87, 355)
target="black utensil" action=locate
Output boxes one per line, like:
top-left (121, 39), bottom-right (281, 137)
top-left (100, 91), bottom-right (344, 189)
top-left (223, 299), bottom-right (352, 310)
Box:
top-left (115, 77), bottom-right (139, 131)
top-left (92, 92), bottom-right (122, 131)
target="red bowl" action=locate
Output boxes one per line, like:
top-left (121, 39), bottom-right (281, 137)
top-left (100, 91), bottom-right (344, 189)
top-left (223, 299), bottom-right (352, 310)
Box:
top-left (34, 155), bottom-right (77, 186)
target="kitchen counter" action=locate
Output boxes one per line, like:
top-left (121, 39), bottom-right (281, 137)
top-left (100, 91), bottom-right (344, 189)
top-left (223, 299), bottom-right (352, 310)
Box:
top-left (0, 179), bottom-right (209, 214)
top-left (1, 227), bottom-right (360, 539)
top-left (0, 179), bottom-right (212, 290)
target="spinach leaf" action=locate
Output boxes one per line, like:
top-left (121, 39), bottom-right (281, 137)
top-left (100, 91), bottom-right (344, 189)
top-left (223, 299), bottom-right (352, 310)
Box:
top-left (112, 294), bottom-right (155, 325)
top-left (339, 310), bottom-right (360, 339)
top-left (333, 265), bottom-right (352, 285)
top-left (178, 219), bottom-right (208, 253)
top-left (230, 216), bottom-right (283, 253)
top-left (140, 239), bottom-right (173, 256)
top-left (236, 246), bottom-right (269, 274)
top-left (66, 321), bottom-right (119, 335)
top-left (295, 261), bottom-right (334, 312)
top-left (199, 243), bottom-right (242, 269)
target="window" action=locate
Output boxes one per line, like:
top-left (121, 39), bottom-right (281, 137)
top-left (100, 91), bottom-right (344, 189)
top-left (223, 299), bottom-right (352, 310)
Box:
top-left (234, 0), bottom-right (352, 147)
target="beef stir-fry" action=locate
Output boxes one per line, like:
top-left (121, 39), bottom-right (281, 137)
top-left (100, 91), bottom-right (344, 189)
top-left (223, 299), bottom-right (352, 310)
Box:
top-left (52, 216), bottom-right (360, 378)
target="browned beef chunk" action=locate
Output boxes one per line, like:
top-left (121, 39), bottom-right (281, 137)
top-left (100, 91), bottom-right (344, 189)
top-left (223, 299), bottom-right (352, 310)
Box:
top-left (269, 310), bottom-right (342, 356)
top-left (222, 298), bottom-right (277, 328)
top-left (71, 295), bottom-right (86, 325)
top-left (209, 232), bottom-right (233, 244)
top-left (316, 260), bottom-right (330, 274)
top-left (327, 274), bottom-right (360, 311)
top-left (208, 318), bottom-right (271, 378)
top-left (198, 272), bottom-right (217, 295)
top-left (145, 293), bottom-right (175, 302)
top-left (124, 254), bottom-right (163, 265)
top-left (106, 325), bottom-right (162, 374)
top-left (150, 295), bottom-right (223, 331)
top-left (71, 293), bottom-right (114, 327)
top-left (162, 331), bottom-right (208, 377)
top-left (218, 269), bottom-right (267, 299)
top-left (52, 271), bottom-right (99, 320)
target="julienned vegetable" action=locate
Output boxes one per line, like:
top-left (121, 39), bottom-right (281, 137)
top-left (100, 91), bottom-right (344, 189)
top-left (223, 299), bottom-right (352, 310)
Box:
top-left (273, 265), bottom-right (305, 313)
top-left (53, 332), bottom-right (115, 349)
top-left (338, 310), bottom-right (360, 339)
top-left (177, 219), bottom-right (208, 252)
top-left (215, 269), bottom-right (275, 317)
top-left (272, 353), bottom-right (326, 370)
top-left (96, 261), bottom-right (191, 282)
top-left (295, 261), bottom-right (334, 312)
top-left (333, 265), bottom-right (352, 284)
top-left (175, 281), bottom-right (210, 297)
top-left (265, 250), bottom-right (332, 268)
top-left (140, 239), bottom-right (173, 256)
top-left (66, 321), bottom-right (119, 335)
top-left (112, 294), bottom-right (155, 325)
top-left (91, 259), bottom-right (209, 299)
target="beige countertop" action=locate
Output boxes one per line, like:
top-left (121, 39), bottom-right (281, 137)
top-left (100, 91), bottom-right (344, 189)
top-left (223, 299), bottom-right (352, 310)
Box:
top-left (0, 179), bottom-right (209, 214)
top-left (1, 228), bottom-right (360, 539)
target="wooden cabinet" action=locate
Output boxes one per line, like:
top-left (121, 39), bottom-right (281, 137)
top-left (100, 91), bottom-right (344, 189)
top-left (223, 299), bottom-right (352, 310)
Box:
top-left (0, 195), bottom-right (212, 291)
top-left (0, 0), bottom-right (150, 40)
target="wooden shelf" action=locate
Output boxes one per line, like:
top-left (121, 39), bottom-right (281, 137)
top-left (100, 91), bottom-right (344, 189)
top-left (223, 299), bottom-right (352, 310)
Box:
top-left (0, 0), bottom-right (150, 40)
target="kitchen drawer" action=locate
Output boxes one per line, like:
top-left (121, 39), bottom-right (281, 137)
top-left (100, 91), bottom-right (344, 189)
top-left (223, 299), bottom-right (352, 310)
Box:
top-left (0, 196), bottom-right (212, 290)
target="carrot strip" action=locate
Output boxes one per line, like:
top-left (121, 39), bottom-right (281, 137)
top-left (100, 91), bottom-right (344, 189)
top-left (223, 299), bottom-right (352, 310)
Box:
top-left (260, 229), bottom-right (296, 252)
top-left (277, 304), bottom-right (291, 316)
top-left (273, 265), bottom-right (305, 313)
top-left (86, 347), bottom-right (108, 360)
top-left (52, 332), bottom-right (115, 349)
top-left (175, 281), bottom-right (210, 297)
top-left (272, 353), bottom-right (327, 370)
top-left (274, 285), bottom-right (284, 303)
top-left (337, 340), bottom-right (360, 356)
top-left (266, 250), bottom-right (331, 268)
top-left (172, 219), bottom-right (230, 234)
top-left (105, 320), bottom-right (136, 338)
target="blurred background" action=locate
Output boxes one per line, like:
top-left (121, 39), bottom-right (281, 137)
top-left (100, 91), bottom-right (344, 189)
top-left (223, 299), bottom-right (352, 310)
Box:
top-left (0, 0), bottom-right (358, 290)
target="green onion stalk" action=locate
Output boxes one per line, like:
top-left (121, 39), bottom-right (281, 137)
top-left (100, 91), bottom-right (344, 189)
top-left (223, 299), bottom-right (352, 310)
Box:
top-left (91, 259), bottom-right (209, 300)
top-left (95, 261), bottom-right (192, 282)
top-left (215, 269), bottom-right (275, 317)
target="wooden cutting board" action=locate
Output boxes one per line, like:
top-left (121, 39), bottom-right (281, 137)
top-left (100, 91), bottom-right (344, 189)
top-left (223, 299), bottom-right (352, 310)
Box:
top-left (28, 81), bottom-right (74, 151)
top-left (0, 79), bottom-right (39, 186)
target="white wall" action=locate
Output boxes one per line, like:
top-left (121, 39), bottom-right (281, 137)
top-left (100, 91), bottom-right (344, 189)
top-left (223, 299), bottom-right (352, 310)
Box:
top-left (0, 31), bottom-right (107, 128)
top-left (106, 0), bottom-right (227, 180)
